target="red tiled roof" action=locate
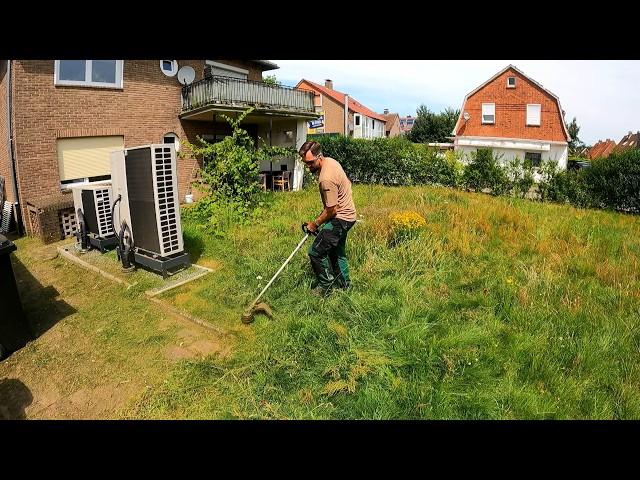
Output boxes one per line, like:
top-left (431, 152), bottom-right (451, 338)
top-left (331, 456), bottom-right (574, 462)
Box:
top-left (615, 131), bottom-right (640, 152)
top-left (588, 139), bottom-right (617, 159)
top-left (587, 139), bottom-right (616, 160)
top-left (382, 113), bottom-right (400, 132)
top-left (296, 79), bottom-right (387, 122)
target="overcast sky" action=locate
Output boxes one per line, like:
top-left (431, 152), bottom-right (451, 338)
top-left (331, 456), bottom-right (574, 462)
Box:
top-left (271, 60), bottom-right (640, 146)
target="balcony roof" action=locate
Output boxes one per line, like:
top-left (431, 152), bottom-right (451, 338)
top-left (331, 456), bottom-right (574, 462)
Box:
top-left (253, 60), bottom-right (279, 71)
top-left (180, 104), bottom-right (320, 122)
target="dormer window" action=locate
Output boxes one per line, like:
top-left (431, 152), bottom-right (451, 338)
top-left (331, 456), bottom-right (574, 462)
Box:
top-left (507, 76), bottom-right (516, 88)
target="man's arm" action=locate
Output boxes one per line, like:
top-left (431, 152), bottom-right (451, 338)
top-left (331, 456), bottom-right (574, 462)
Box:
top-left (314, 205), bottom-right (337, 228)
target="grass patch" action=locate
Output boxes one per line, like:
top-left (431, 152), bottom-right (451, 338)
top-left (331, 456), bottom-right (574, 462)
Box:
top-left (127, 185), bottom-right (640, 419)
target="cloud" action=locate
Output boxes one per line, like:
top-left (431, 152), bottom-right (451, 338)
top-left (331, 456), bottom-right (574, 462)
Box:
top-left (272, 60), bottom-right (640, 145)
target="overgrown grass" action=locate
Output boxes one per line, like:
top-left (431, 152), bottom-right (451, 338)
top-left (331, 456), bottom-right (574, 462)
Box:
top-left (132, 185), bottom-right (640, 419)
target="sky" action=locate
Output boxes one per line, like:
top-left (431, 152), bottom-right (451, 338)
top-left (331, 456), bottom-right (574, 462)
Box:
top-left (271, 60), bottom-right (640, 146)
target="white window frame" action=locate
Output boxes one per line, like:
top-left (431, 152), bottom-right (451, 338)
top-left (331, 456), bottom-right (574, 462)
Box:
top-left (507, 76), bottom-right (516, 88)
top-left (54, 60), bottom-right (124, 88)
top-left (163, 132), bottom-right (180, 152)
top-left (526, 104), bottom-right (541, 126)
top-left (482, 103), bottom-right (495, 124)
top-left (355, 114), bottom-right (361, 126)
top-left (160, 60), bottom-right (178, 77)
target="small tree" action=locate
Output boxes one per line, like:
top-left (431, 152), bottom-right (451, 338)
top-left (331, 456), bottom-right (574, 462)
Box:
top-left (408, 105), bottom-right (460, 143)
top-left (181, 107), bottom-right (296, 235)
top-left (567, 117), bottom-right (586, 157)
top-left (262, 75), bottom-right (282, 87)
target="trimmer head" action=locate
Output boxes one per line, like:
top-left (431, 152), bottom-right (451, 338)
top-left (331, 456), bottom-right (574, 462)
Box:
top-left (241, 302), bottom-right (274, 324)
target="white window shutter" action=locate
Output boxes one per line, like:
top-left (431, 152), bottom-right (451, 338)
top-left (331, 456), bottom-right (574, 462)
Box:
top-left (527, 104), bottom-right (541, 126)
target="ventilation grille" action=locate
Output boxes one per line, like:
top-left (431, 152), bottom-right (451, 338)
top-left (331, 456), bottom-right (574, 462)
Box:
top-left (60, 210), bottom-right (78, 238)
top-left (153, 146), bottom-right (179, 255)
top-left (95, 188), bottom-right (114, 237)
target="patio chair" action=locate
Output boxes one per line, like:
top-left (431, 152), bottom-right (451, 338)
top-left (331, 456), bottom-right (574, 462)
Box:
top-left (258, 173), bottom-right (267, 191)
top-left (273, 171), bottom-right (291, 191)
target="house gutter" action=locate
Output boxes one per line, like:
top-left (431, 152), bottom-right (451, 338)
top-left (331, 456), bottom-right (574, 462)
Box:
top-left (6, 60), bottom-right (22, 235)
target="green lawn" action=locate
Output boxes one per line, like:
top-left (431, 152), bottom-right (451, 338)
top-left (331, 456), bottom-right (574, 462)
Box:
top-left (129, 184), bottom-right (640, 419)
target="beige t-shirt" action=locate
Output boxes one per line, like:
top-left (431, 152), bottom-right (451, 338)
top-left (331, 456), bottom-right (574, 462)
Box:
top-left (318, 157), bottom-right (356, 222)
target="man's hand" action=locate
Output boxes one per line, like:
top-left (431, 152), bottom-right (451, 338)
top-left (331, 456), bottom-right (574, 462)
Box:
top-left (306, 221), bottom-right (318, 233)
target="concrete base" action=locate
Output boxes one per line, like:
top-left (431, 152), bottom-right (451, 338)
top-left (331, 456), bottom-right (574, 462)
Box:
top-left (88, 234), bottom-right (118, 253)
top-left (133, 249), bottom-right (191, 279)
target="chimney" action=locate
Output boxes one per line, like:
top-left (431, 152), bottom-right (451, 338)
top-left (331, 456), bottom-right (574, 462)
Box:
top-left (325, 79), bottom-right (333, 90)
top-left (384, 108), bottom-right (389, 115)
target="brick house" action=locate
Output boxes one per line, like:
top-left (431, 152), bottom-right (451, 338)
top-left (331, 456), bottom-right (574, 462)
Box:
top-left (0, 60), bottom-right (317, 242)
top-left (295, 79), bottom-right (386, 138)
top-left (399, 116), bottom-right (415, 135)
top-left (452, 65), bottom-right (571, 170)
top-left (381, 109), bottom-right (401, 137)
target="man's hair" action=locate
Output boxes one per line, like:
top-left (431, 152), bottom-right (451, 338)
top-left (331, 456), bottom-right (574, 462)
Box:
top-left (298, 141), bottom-right (322, 158)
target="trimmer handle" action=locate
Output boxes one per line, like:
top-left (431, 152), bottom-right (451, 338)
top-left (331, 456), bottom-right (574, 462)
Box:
top-left (301, 223), bottom-right (319, 236)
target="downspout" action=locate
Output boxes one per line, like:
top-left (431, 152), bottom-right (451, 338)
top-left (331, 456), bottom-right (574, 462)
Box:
top-left (344, 94), bottom-right (349, 137)
top-left (6, 60), bottom-right (22, 235)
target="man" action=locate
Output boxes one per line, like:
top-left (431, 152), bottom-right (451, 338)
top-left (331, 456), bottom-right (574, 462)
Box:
top-left (298, 141), bottom-right (357, 296)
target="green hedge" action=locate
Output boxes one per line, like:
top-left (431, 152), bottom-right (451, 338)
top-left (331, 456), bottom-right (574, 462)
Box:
top-left (310, 135), bottom-right (461, 187)
top-left (310, 135), bottom-right (639, 214)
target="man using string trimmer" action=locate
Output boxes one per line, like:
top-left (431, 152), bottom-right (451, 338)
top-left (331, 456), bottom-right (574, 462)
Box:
top-left (299, 141), bottom-right (357, 297)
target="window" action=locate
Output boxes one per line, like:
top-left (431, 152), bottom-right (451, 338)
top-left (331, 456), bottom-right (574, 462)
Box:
top-left (160, 60), bottom-right (178, 77)
top-left (55, 60), bottom-right (123, 88)
top-left (525, 152), bottom-right (542, 167)
top-left (205, 61), bottom-right (248, 80)
top-left (526, 104), bottom-right (541, 126)
top-left (163, 132), bottom-right (180, 152)
top-left (355, 115), bottom-right (360, 126)
top-left (482, 103), bottom-right (495, 124)
top-left (507, 76), bottom-right (516, 88)
top-left (57, 136), bottom-right (124, 186)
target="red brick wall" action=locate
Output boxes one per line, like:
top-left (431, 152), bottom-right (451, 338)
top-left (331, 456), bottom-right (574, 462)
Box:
top-left (0, 61), bottom-right (11, 203)
top-left (455, 67), bottom-right (568, 142)
top-left (12, 59), bottom-right (265, 235)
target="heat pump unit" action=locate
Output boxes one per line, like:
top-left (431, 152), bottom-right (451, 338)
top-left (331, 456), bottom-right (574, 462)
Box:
top-left (110, 144), bottom-right (189, 276)
top-left (69, 182), bottom-right (118, 252)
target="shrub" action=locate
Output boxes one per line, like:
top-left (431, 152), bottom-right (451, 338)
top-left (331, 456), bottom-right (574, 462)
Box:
top-left (461, 148), bottom-right (508, 195)
top-left (584, 149), bottom-right (640, 213)
top-left (504, 157), bottom-right (535, 198)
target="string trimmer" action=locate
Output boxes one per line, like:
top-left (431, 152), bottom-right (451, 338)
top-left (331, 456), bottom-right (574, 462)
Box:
top-left (241, 224), bottom-right (317, 324)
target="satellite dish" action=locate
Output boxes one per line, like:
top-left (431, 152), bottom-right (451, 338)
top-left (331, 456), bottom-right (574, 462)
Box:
top-left (177, 66), bottom-right (195, 85)
top-left (463, 112), bottom-right (470, 121)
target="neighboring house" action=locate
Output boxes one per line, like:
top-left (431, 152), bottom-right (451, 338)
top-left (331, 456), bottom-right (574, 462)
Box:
top-left (0, 60), bottom-right (318, 242)
top-left (615, 131), bottom-right (639, 152)
top-left (588, 139), bottom-right (617, 159)
top-left (452, 65), bottom-right (571, 171)
top-left (381, 109), bottom-right (401, 137)
top-left (399, 115), bottom-right (415, 135)
top-left (295, 79), bottom-right (386, 139)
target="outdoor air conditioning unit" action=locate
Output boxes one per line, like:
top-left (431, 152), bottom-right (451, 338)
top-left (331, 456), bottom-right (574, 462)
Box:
top-left (110, 144), bottom-right (190, 277)
top-left (69, 182), bottom-right (118, 253)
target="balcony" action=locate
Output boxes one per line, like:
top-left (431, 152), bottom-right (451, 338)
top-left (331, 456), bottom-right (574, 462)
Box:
top-left (180, 76), bottom-right (317, 119)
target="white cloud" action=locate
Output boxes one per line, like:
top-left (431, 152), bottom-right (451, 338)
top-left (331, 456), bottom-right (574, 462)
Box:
top-left (272, 60), bottom-right (640, 145)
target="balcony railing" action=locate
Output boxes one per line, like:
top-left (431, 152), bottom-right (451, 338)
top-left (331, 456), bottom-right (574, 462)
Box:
top-left (181, 76), bottom-right (315, 115)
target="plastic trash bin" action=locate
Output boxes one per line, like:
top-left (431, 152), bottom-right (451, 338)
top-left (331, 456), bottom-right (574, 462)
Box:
top-left (0, 234), bottom-right (31, 359)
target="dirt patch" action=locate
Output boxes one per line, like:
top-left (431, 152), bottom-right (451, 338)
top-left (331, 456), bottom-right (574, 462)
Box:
top-left (165, 345), bottom-right (198, 361)
top-left (197, 259), bottom-right (222, 271)
top-left (34, 381), bottom-right (140, 419)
